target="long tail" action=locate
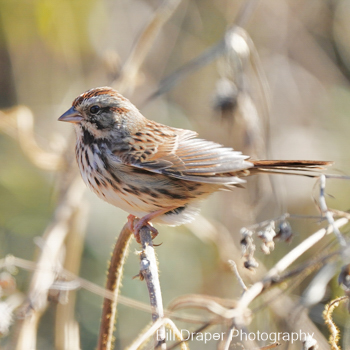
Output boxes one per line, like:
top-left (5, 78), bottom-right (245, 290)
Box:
top-left (249, 160), bottom-right (332, 177)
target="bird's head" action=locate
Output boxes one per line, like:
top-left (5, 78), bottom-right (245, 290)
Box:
top-left (59, 87), bottom-right (144, 140)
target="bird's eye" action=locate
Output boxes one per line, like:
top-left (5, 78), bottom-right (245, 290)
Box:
top-left (90, 105), bottom-right (100, 114)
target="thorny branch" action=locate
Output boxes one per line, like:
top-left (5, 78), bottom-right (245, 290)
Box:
top-left (323, 296), bottom-right (349, 350)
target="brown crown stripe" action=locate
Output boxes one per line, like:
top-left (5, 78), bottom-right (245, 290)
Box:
top-left (72, 87), bottom-right (126, 107)
top-left (109, 106), bottom-right (129, 114)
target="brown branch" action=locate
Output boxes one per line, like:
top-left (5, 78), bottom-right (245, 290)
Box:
top-left (97, 223), bottom-right (134, 350)
top-left (323, 296), bottom-right (349, 350)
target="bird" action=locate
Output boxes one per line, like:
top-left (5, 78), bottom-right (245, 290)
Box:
top-left (58, 87), bottom-right (330, 240)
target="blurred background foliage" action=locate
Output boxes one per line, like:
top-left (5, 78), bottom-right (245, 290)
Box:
top-left (1, 0), bottom-right (350, 349)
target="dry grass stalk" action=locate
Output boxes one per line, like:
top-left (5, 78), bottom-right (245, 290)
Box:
top-left (97, 223), bottom-right (133, 350)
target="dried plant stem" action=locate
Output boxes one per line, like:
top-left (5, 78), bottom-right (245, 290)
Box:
top-left (319, 175), bottom-right (347, 247)
top-left (97, 223), bottom-right (133, 350)
top-left (16, 176), bottom-right (85, 350)
top-left (139, 225), bottom-right (166, 349)
top-left (127, 318), bottom-right (188, 350)
top-left (323, 296), bottom-right (349, 350)
top-left (228, 260), bottom-right (248, 292)
top-left (259, 343), bottom-right (281, 349)
top-left (115, 0), bottom-right (182, 94)
top-left (234, 0), bottom-right (261, 27)
top-left (230, 218), bottom-right (348, 327)
top-left (0, 256), bottom-right (211, 325)
top-left (0, 107), bottom-right (63, 170)
top-left (170, 218), bottom-right (348, 329)
top-left (265, 217), bottom-right (348, 281)
top-left (55, 204), bottom-right (88, 350)
top-left (146, 0), bottom-right (260, 102)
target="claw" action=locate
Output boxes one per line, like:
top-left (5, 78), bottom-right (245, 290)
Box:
top-left (134, 220), bottom-right (159, 240)
top-left (127, 207), bottom-right (176, 244)
top-left (127, 215), bottom-right (157, 243)
top-left (132, 272), bottom-right (144, 280)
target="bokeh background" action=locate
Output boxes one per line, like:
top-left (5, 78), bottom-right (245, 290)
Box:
top-left (1, 0), bottom-right (350, 349)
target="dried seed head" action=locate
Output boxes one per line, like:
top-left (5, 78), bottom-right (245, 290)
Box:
top-left (338, 264), bottom-right (350, 291)
top-left (258, 222), bottom-right (276, 253)
top-left (244, 257), bottom-right (259, 271)
top-left (276, 220), bottom-right (293, 242)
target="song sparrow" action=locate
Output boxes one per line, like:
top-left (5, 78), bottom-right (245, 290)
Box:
top-left (58, 87), bottom-right (329, 238)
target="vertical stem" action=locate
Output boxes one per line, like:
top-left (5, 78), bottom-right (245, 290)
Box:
top-left (97, 223), bottom-right (133, 350)
top-left (139, 226), bottom-right (166, 349)
top-left (55, 205), bottom-right (88, 350)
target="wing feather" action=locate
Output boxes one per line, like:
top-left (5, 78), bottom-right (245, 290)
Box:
top-left (112, 122), bottom-right (253, 184)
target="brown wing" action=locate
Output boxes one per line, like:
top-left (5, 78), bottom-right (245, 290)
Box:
top-left (113, 121), bottom-right (253, 185)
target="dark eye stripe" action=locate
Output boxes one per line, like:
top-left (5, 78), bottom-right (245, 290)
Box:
top-left (93, 120), bottom-right (104, 130)
top-left (89, 107), bottom-right (111, 130)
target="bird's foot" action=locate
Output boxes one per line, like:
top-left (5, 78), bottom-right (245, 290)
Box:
top-left (127, 214), bottom-right (158, 244)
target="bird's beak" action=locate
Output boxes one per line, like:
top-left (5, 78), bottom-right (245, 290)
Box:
top-left (58, 107), bottom-right (83, 124)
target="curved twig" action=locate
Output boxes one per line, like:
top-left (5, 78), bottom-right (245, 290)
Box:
top-left (0, 107), bottom-right (63, 171)
top-left (323, 296), bottom-right (349, 350)
top-left (97, 223), bottom-right (134, 350)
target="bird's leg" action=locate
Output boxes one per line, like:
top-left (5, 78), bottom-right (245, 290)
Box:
top-left (128, 207), bottom-right (177, 243)
top-left (127, 214), bottom-right (137, 232)
top-left (127, 214), bottom-right (156, 243)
